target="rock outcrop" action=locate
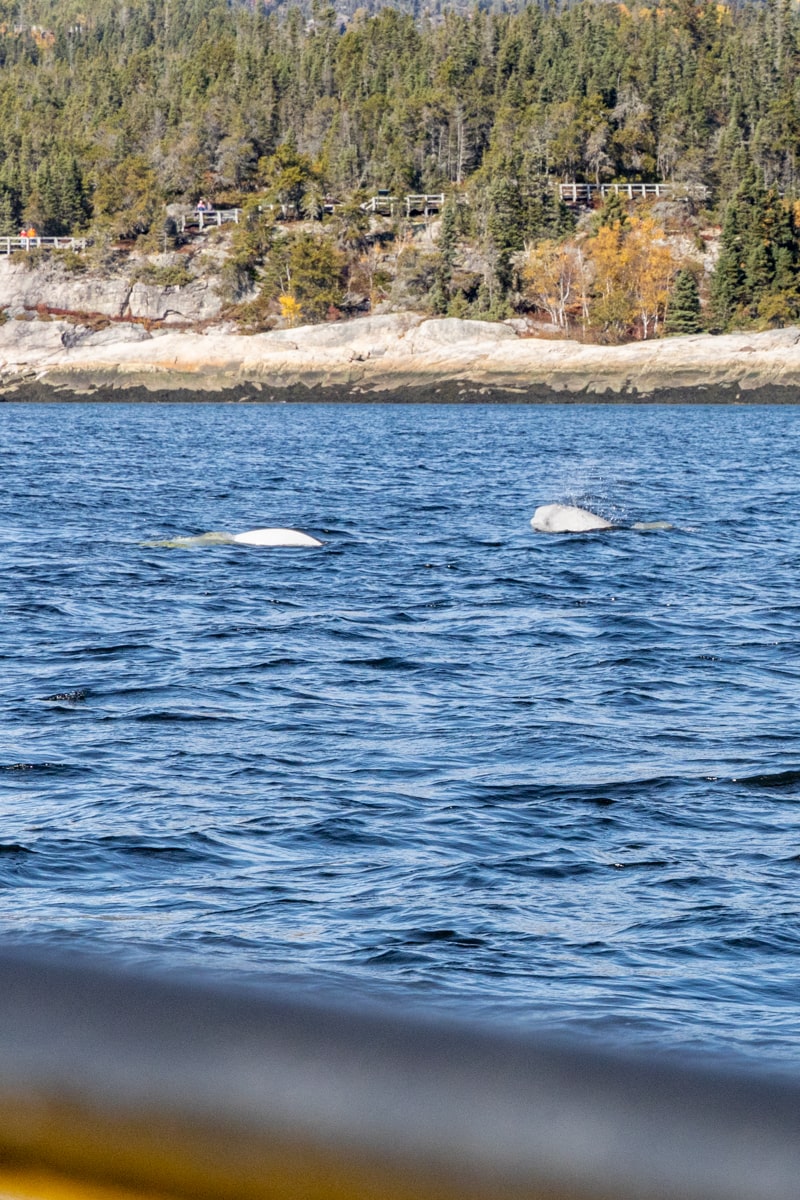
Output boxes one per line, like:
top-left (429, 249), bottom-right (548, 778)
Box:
top-left (1, 311), bottom-right (800, 401)
top-left (0, 257), bottom-right (223, 324)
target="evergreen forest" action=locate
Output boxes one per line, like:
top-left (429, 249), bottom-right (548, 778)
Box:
top-left (2, 0), bottom-right (800, 335)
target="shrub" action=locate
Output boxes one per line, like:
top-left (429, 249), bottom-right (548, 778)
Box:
top-left (134, 262), bottom-right (193, 288)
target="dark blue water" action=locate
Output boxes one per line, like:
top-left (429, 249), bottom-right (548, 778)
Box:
top-left (2, 400), bottom-right (800, 1068)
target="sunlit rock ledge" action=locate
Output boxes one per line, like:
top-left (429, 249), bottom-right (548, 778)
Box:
top-left (1, 313), bottom-right (800, 401)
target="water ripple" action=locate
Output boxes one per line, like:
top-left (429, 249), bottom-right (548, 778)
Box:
top-left (2, 401), bottom-right (800, 1068)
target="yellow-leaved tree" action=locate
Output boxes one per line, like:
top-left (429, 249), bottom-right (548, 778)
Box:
top-left (522, 240), bottom-right (588, 330)
top-left (278, 294), bottom-right (304, 326)
top-left (586, 220), bottom-right (635, 337)
top-left (588, 215), bottom-right (677, 339)
top-left (622, 216), bottom-right (678, 339)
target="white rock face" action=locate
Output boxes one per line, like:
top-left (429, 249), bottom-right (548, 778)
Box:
top-left (405, 317), bottom-right (517, 349)
top-left (0, 316), bottom-right (70, 360)
top-left (61, 324), bottom-right (152, 348)
top-left (0, 258), bottom-right (223, 324)
top-left (261, 312), bottom-right (424, 350)
top-left (1, 305), bottom-right (800, 397)
top-left (0, 259), bottom-right (132, 318)
top-left (126, 280), bottom-right (222, 323)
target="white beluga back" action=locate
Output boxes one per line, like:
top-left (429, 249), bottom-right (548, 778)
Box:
top-left (231, 528), bottom-right (323, 548)
top-left (531, 504), bottom-right (615, 534)
top-left (143, 527), bottom-right (323, 549)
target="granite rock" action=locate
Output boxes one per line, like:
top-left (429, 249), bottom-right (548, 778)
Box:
top-left (1, 311), bottom-right (800, 400)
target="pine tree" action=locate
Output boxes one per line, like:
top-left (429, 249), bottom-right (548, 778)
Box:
top-left (485, 174), bottom-right (526, 293)
top-left (711, 167), bottom-right (800, 328)
top-left (593, 189), bottom-right (628, 230)
top-left (711, 167), bottom-right (763, 328)
top-left (0, 187), bottom-right (15, 236)
top-left (763, 188), bottom-right (798, 295)
top-left (55, 154), bottom-right (90, 232)
top-left (33, 160), bottom-right (61, 235)
top-left (432, 197), bottom-right (459, 310)
top-left (665, 269), bottom-right (703, 335)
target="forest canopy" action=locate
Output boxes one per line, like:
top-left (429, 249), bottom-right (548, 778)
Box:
top-left (1, 0), bottom-right (799, 334)
top-left (0, 0), bottom-right (798, 225)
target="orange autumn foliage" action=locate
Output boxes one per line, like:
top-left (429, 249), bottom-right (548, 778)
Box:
top-left (588, 215), bottom-right (678, 338)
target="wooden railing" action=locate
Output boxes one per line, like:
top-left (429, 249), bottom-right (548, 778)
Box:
top-left (0, 235), bottom-right (88, 254)
top-left (559, 182), bottom-right (709, 204)
top-left (405, 192), bottom-right (446, 215)
top-left (360, 193), bottom-right (447, 217)
top-left (0, 946), bottom-right (799, 1200)
top-left (179, 208), bottom-right (241, 232)
top-left (361, 193), bottom-right (399, 215)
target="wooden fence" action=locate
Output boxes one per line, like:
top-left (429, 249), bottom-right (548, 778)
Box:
top-left (178, 208), bottom-right (241, 232)
top-left (0, 235), bottom-right (88, 254)
top-left (559, 182), bottom-right (709, 205)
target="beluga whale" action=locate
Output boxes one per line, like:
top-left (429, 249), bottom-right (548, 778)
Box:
top-left (144, 527), bottom-right (323, 549)
top-left (531, 504), bottom-right (672, 535)
top-left (231, 528), bottom-right (323, 547)
top-left (531, 504), bottom-right (616, 534)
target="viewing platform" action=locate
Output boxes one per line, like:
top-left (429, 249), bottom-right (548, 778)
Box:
top-left (361, 191), bottom-right (399, 216)
top-left (405, 193), bottom-right (445, 216)
top-left (0, 235), bottom-right (87, 254)
top-left (559, 181), bottom-right (709, 206)
top-left (179, 208), bottom-right (241, 233)
top-left (360, 193), bottom-right (448, 217)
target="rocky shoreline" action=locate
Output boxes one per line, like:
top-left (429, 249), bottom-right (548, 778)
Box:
top-left (2, 308), bottom-right (800, 403)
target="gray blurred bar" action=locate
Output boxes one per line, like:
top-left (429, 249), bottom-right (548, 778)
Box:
top-left (0, 948), bottom-right (798, 1200)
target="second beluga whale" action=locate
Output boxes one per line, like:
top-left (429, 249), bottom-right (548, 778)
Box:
top-left (531, 504), bottom-right (615, 534)
top-left (531, 504), bottom-right (672, 534)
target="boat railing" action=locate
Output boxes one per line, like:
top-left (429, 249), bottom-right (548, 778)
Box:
top-left (0, 946), bottom-right (798, 1200)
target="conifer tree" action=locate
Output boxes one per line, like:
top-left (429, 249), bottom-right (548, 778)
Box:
top-left (54, 154), bottom-right (89, 233)
top-left (710, 211), bottom-right (745, 331)
top-left (431, 197), bottom-right (459, 312)
top-left (0, 188), bottom-right (15, 236)
top-left (593, 189), bottom-right (628, 230)
top-left (665, 269), bottom-right (702, 335)
top-left (711, 167), bottom-right (763, 328)
top-left (485, 174), bottom-right (526, 294)
top-left (712, 166), bottom-right (800, 328)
